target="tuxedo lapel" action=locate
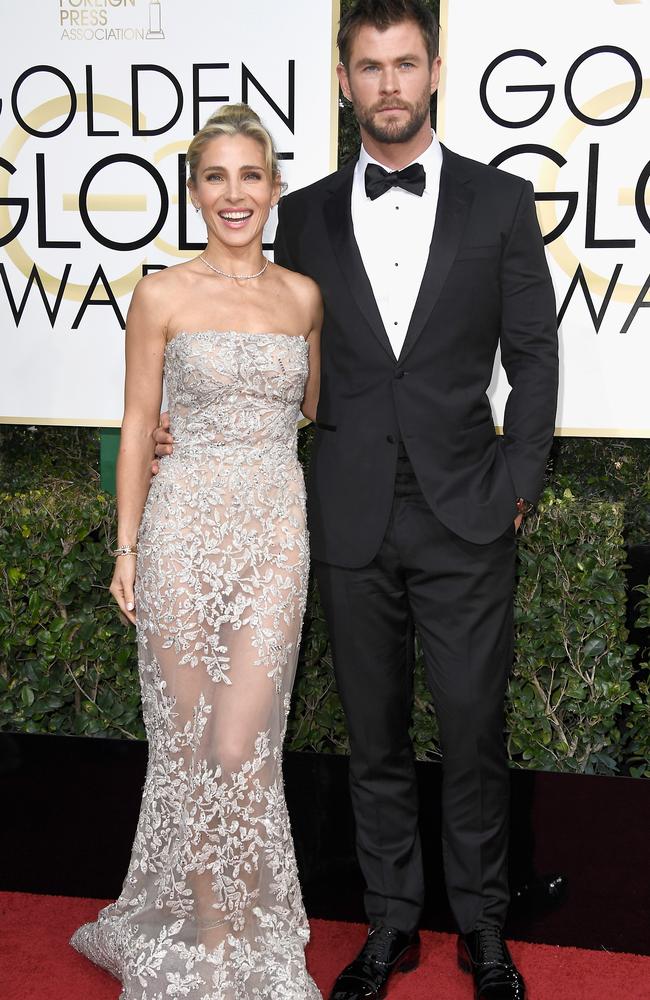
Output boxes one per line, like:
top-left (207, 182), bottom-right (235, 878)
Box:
top-left (398, 150), bottom-right (474, 363)
top-left (323, 161), bottom-right (395, 360)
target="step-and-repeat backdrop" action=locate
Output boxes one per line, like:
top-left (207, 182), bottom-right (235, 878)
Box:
top-left (1, 1), bottom-right (648, 434)
top-left (439, 0), bottom-right (649, 435)
top-left (0, 0), bottom-right (339, 425)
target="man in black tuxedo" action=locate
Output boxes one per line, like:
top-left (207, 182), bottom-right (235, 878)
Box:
top-left (274, 3), bottom-right (558, 999)
top-left (153, 2), bottom-right (557, 996)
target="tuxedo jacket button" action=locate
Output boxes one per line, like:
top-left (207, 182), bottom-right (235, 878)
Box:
top-left (386, 434), bottom-right (396, 444)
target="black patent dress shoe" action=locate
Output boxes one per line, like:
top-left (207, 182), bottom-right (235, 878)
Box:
top-left (329, 924), bottom-right (420, 1000)
top-left (458, 927), bottom-right (526, 1000)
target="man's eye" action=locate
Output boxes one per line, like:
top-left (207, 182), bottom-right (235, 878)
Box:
top-left (400, 62), bottom-right (415, 69)
top-left (363, 65), bottom-right (379, 72)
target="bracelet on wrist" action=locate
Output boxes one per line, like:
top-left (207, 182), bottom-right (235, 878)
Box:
top-left (111, 544), bottom-right (138, 557)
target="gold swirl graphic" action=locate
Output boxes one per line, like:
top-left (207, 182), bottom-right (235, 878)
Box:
top-left (0, 94), bottom-right (147, 300)
top-left (537, 79), bottom-right (649, 304)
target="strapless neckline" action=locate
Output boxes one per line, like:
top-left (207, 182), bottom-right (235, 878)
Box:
top-left (165, 330), bottom-right (308, 352)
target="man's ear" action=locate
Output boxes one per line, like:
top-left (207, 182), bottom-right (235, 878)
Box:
top-left (337, 61), bottom-right (353, 103)
top-left (430, 55), bottom-right (442, 96)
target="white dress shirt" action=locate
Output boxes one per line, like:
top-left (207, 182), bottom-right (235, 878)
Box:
top-left (351, 132), bottom-right (442, 358)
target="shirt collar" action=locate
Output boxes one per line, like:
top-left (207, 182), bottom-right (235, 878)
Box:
top-left (357, 130), bottom-right (442, 192)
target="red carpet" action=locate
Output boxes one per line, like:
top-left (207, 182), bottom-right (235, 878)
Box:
top-left (1, 891), bottom-right (648, 999)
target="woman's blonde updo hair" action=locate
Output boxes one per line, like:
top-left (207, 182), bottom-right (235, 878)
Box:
top-left (186, 103), bottom-right (281, 184)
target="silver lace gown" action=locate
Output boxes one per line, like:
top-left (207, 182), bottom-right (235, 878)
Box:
top-left (71, 330), bottom-right (321, 1000)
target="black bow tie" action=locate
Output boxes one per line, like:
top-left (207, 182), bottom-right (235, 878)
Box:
top-left (364, 162), bottom-right (426, 201)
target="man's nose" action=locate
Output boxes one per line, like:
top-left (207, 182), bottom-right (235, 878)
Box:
top-left (379, 69), bottom-right (399, 94)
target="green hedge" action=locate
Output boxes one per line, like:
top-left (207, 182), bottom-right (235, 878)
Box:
top-left (626, 583), bottom-right (650, 778)
top-left (506, 492), bottom-right (641, 773)
top-left (0, 484), bottom-right (143, 739)
top-left (1, 468), bottom-right (648, 776)
top-left (287, 486), bottom-right (650, 775)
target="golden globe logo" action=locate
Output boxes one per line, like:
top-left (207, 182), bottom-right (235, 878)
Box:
top-left (0, 58), bottom-right (295, 327)
top-left (476, 44), bottom-right (650, 334)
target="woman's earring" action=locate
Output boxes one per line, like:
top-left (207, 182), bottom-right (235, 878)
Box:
top-left (194, 205), bottom-right (200, 213)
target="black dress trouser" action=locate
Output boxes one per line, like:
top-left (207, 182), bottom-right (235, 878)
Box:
top-left (314, 445), bottom-right (517, 934)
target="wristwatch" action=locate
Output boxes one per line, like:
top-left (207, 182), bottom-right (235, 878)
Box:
top-left (515, 498), bottom-right (534, 516)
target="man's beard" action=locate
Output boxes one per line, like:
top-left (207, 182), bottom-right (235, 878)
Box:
top-left (352, 88), bottom-right (431, 145)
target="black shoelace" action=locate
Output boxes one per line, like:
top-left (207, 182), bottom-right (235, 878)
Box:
top-left (365, 927), bottom-right (401, 965)
top-left (478, 926), bottom-right (508, 965)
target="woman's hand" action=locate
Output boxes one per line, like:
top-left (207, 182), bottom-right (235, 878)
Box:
top-left (151, 410), bottom-right (174, 476)
top-left (110, 554), bottom-right (137, 625)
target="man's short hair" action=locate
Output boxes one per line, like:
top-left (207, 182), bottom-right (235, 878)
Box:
top-left (338, 0), bottom-right (440, 69)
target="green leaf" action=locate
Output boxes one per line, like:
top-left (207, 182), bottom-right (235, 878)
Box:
top-left (21, 686), bottom-right (35, 707)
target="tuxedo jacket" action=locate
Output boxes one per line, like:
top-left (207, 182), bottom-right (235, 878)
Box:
top-left (274, 145), bottom-right (559, 568)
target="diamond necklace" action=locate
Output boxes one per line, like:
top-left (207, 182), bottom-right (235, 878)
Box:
top-left (198, 254), bottom-right (269, 280)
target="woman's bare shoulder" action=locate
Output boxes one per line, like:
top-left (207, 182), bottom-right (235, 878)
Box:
top-left (137, 258), bottom-right (198, 291)
top-left (272, 262), bottom-right (321, 306)
top-left (130, 259), bottom-right (201, 308)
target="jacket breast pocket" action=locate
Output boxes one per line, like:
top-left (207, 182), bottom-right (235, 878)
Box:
top-left (455, 244), bottom-right (500, 261)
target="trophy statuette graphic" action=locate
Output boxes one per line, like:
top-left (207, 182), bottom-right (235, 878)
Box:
top-left (146, 0), bottom-right (164, 40)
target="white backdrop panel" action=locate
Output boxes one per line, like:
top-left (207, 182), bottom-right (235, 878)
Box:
top-left (439, 0), bottom-right (650, 435)
top-left (0, 0), bottom-right (338, 425)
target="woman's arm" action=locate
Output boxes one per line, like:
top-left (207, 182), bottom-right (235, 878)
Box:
top-left (301, 284), bottom-right (323, 424)
top-left (110, 276), bottom-right (167, 623)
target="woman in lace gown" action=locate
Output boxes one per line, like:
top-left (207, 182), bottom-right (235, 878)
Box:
top-left (71, 105), bottom-right (323, 1000)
